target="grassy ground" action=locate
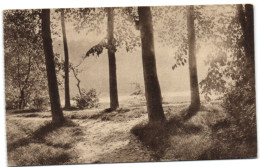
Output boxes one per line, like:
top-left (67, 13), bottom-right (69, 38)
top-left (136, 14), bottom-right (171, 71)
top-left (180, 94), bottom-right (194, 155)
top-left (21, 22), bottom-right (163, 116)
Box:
top-left (5, 100), bottom-right (257, 166)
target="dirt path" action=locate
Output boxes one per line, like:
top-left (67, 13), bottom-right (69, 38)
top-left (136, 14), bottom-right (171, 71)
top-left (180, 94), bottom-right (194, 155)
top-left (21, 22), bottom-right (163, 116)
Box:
top-left (73, 114), bottom-right (151, 163)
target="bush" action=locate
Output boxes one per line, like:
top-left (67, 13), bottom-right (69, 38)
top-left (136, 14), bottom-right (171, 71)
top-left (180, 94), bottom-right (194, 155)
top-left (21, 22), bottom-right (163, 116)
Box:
top-left (6, 98), bottom-right (19, 110)
top-left (73, 89), bottom-right (99, 109)
top-left (223, 84), bottom-right (256, 143)
top-left (32, 96), bottom-right (48, 109)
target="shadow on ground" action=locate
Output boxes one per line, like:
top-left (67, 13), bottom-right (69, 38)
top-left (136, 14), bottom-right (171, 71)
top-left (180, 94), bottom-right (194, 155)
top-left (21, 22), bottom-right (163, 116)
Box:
top-left (8, 119), bottom-right (78, 152)
top-left (130, 115), bottom-right (203, 161)
top-left (7, 119), bottom-right (83, 166)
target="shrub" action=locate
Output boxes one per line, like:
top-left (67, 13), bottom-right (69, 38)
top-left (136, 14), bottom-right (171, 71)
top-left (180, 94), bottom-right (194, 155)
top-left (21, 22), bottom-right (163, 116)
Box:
top-left (223, 84), bottom-right (256, 143)
top-left (32, 96), bottom-right (48, 109)
top-left (6, 98), bottom-right (19, 110)
top-left (73, 89), bottom-right (99, 109)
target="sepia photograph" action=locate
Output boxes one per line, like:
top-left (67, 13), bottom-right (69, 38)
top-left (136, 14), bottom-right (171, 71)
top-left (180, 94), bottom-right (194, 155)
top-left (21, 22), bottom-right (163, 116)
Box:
top-left (1, 0), bottom-right (258, 166)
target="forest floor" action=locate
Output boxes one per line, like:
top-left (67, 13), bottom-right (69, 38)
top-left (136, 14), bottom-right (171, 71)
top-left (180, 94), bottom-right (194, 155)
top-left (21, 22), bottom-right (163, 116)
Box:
top-left (5, 97), bottom-right (256, 166)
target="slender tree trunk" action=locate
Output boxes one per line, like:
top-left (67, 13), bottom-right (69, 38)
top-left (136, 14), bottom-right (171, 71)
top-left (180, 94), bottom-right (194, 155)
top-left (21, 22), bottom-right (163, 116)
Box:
top-left (187, 5), bottom-right (200, 112)
top-left (72, 67), bottom-right (82, 97)
top-left (18, 90), bottom-right (24, 109)
top-left (17, 52), bottom-right (21, 109)
top-left (61, 9), bottom-right (71, 109)
top-left (42, 9), bottom-right (64, 124)
top-left (138, 7), bottom-right (166, 125)
top-left (107, 8), bottom-right (119, 110)
top-left (18, 55), bottom-right (32, 109)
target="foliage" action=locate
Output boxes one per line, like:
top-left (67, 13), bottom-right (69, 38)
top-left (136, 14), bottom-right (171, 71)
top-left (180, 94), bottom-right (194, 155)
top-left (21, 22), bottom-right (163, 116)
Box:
top-left (114, 7), bottom-right (141, 52)
top-left (152, 6), bottom-right (188, 70)
top-left (31, 96), bottom-right (48, 110)
top-left (199, 55), bottom-right (227, 101)
top-left (223, 84), bottom-right (256, 142)
top-left (153, 5), bottom-right (235, 71)
top-left (5, 95), bottom-right (19, 110)
top-left (84, 7), bottom-right (140, 58)
top-left (85, 39), bottom-right (108, 57)
top-left (4, 9), bottom-right (48, 109)
top-left (199, 4), bottom-right (256, 146)
top-left (71, 8), bottom-right (105, 34)
top-left (199, 5), bottom-right (255, 99)
top-left (73, 89), bottom-right (99, 109)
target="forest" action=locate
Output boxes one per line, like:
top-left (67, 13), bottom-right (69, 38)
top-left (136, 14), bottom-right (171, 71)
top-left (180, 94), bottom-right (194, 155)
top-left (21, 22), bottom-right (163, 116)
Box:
top-left (4, 4), bottom-right (256, 166)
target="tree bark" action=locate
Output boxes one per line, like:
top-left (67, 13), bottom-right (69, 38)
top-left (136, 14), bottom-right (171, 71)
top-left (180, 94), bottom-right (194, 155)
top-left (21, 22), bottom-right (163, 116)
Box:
top-left (107, 8), bottom-right (119, 110)
top-left (187, 6), bottom-right (200, 112)
top-left (61, 9), bottom-right (71, 109)
top-left (242, 5), bottom-right (255, 87)
top-left (138, 7), bottom-right (166, 125)
top-left (42, 9), bottom-right (64, 124)
top-left (244, 4), bottom-right (254, 61)
top-left (18, 90), bottom-right (24, 109)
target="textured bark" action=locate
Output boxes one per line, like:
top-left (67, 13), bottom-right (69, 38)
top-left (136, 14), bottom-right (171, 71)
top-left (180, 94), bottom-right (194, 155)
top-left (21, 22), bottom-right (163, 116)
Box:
top-left (138, 7), bottom-right (166, 125)
top-left (237, 4), bottom-right (255, 87)
top-left (61, 9), bottom-right (71, 109)
top-left (187, 6), bottom-right (200, 111)
top-left (245, 4), bottom-right (255, 88)
top-left (107, 8), bottom-right (119, 110)
top-left (245, 5), bottom-right (254, 62)
top-left (42, 9), bottom-right (64, 124)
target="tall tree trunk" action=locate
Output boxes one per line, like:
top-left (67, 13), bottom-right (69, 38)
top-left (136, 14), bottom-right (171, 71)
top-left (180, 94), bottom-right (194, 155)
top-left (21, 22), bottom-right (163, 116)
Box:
top-left (61, 9), bottom-right (71, 109)
top-left (138, 7), bottom-right (166, 125)
top-left (187, 5), bottom-right (200, 112)
top-left (237, 4), bottom-right (255, 88)
top-left (107, 8), bottom-right (119, 111)
top-left (244, 4), bottom-right (254, 63)
top-left (42, 9), bottom-right (64, 124)
top-left (244, 4), bottom-right (255, 90)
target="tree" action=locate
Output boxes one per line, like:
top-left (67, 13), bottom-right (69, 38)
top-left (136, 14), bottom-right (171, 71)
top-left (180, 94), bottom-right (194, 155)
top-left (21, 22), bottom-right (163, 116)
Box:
top-left (4, 9), bottom-right (48, 110)
top-left (153, 6), bottom-right (202, 118)
top-left (153, 6), bottom-right (201, 114)
top-left (186, 5), bottom-right (200, 115)
top-left (199, 4), bottom-right (256, 145)
top-left (41, 9), bottom-right (64, 124)
top-left (107, 8), bottom-right (119, 110)
top-left (83, 7), bottom-right (143, 111)
top-left (237, 4), bottom-right (255, 88)
top-left (61, 9), bottom-right (71, 109)
top-left (199, 4), bottom-right (255, 99)
top-left (138, 7), bottom-right (166, 125)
